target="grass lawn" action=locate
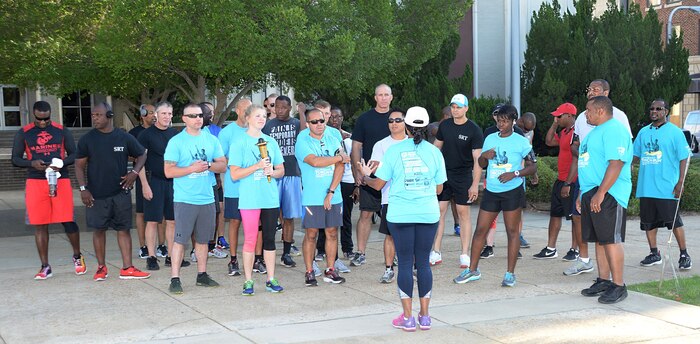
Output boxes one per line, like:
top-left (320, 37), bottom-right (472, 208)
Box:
top-left (628, 275), bottom-right (700, 306)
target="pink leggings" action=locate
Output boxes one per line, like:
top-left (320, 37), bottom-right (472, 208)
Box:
top-left (240, 208), bottom-right (278, 252)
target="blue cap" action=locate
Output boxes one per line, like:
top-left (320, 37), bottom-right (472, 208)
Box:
top-left (450, 94), bottom-right (468, 108)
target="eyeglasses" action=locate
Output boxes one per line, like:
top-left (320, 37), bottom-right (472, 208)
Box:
top-left (649, 107), bottom-right (665, 112)
top-left (183, 113), bottom-right (204, 118)
top-left (307, 118), bottom-right (325, 124)
top-left (34, 116), bottom-right (51, 122)
top-left (586, 87), bottom-right (604, 93)
top-left (388, 118), bottom-right (404, 123)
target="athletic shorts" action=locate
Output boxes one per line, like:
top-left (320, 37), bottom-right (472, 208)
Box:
top-left (438, 172), bottom-right (473, 205)
top-left (213, 185), bottom-right (222, 213)
top-left (302, 204), bottom-right (342, 229)
top-left (550, 180), bottom-right (578, 219)
top-left (359, 185), bottom-right (382, 212)
top-left (378, 204), bottom-right (391, 235)
top-left (174, 202), bottom-right (216, 245)
top-left (277, 176), bottom-right (302, 219)
top-left (143, 177), bottom-right (174, 222)
top-left (480, 186), bottom-right (526, 213)
top-left (581, 187), bottom-right (626, 244)
top-left (639, 197), bottom-right (683, 231)
top-left (86, 191), bottom-right (132, 231)
top-left (135, 178), bottom-right (144, 213)
top-left (25, 178), bottom-right (74, 225)
top-left (224, 197), bottom-right (242, 220)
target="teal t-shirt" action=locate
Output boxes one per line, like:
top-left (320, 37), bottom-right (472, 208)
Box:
top-left (578, 119), bottom-right (633, 208)
top-left (375, 139), bottom-right (447, 224)
top-left (633, 122), bottom-right (690, 200)
top-left (294, 132), bottom-right (343, 206)
top-left (218, 122), bottom-right (247, 198)
top-left (229, 132), bottom-right (284, 209)
top-left (298, 126), bottom-right (343, 144)
top-left (482, 132), bottom-right (532, 193)
top-left (163, 130), bottom-right (224, 205)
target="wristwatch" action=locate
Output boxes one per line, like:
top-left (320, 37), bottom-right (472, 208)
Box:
top-left (514, 170), bottom-right (520, 177)
top-left (327, 189), bottom-right (335, 194)
top-left (79, 185), bottom-right (87, 191)
top-left (207, 161), bottom-right (212, 169)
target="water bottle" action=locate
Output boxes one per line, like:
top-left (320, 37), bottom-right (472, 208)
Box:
top-left (48, 169), bottom-right (57, 197)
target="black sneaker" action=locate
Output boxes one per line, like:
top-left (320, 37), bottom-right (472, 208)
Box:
top-left (640, 251), bottom-right (662, 266)
top-left (533, 247), bottom-right (558, 259)
top-left (156, 244), bottom-right (168, 258)
top-left (253, 258), bottom-right (267, 274)
top-left (581, 278), bottom-right (614, 297)
top-left (164, 256), bottom-right (190, 267)
top-left (480, 246), bottom-right (494, 259)
top-left (281, 253), bottom-right (296, 267)
top-left (181, 259), bottom-right (191, 267)
top-left (165, 256), bottom-right (171, 267)
top-left (228, 257), bottom-right (241, 276)
top-left (323, 268), bottom-right (346, 284)
top-left (138, 245), bottom-right (148, 259)
top-left (562, 248), bottom-right (579, 261)
top-left (146, 256), bottom-right (160, 271)
top-left (598, 283), bottom-right (628, 304)
top-left (196, 273), bottom-right (220, 287)
top-left (275, 223), bottom-right (283, 232)
top-left (169, 278), bottom-right (183, 294)
top-left (517, 251), bottom-right (523, 259)
top-left (679, 254), bottom-right (692, 270)
top-left (305, 271), bottom-right (318, 286)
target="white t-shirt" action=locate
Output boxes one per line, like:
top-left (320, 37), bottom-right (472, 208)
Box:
top-left (370, 135), bottom-right (408, 204)
top-left (341, 137), bottom-right (354, 183)
top-left (575, 106), bottom-right (632, 140)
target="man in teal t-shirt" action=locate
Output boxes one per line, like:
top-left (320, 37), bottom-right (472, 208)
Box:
top-left (577, 96), bottom-right (632, 304)
top-left (633, 99), bottom-right (692, 270)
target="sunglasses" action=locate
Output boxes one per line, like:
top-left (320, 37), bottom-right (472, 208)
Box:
top-left (34, 116), bottom-right (51, 122)
top-left (307, 118), bottom-right (325, 124)
top-left (649, 107), bottom-right (665, 112)
top-left (183, 113), bottom-right (204, 118)
top-left (388, 118), bottom-right (404, 123)
top-left (267, 104), bottom-right (275, 108)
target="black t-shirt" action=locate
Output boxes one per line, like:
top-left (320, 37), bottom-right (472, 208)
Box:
top-left (351, 109), bottom-right (391, 162)
top-left (77, 129), bottom-right (145, 199)
top-left (262, 117), bottom-right (301, 176)
top-left (435, 119), bottom-right (484, 174)
top-left (128, 125), bottom-right (146, 139)
top-left (138, 125), bottom-right (178, 180)
top-left (483, 124), bottom-right (524, 138)
top-left (11, 122), bottom-right (76, 179)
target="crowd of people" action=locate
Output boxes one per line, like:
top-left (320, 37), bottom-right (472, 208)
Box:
top-left (12, 79), bottom-right (693, 331)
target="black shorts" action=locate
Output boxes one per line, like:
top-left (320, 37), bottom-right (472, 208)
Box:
top-left (480, 187), bottom-right (526, 213)
top-left (86, 191), bottom-right (132, 231)
top-left (550, 180), bottom-right (578, 219)
top-left (639, 197), bottom-right (683, 231)
top-left (438, 173), bottom-right (473, 205)
top-left (213, 185), bottom-right (223, 213)
top-left (143, 177), bottom-right (174, 222)
top-left (378, 204), bottom-right (390, 236)
top-left (359, 185), bottom-right (382, 212)
top-left (134, 179), bottom-right (144, 213)
top-left (224, 197), bottom-right (242, 220)
top-left (581, 187), bottom-right (626, 244)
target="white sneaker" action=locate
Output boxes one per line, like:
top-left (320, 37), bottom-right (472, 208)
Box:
top-left (334, 259), bottom-right (351, 273)
top-left (190, 250), bottom-right (197, 263)
top-left (429, 250), bottom-right (442, 266)
top-left (459, 254), bottom-right (470, 269)
top-left (208, 245), bottom-right (229, 259)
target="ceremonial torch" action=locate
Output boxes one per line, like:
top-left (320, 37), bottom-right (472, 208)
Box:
top-left (257, 138), bottom-right (271, 182)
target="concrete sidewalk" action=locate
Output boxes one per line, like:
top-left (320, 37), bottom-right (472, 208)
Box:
top-left (1, 189), bottom-right (699, 343)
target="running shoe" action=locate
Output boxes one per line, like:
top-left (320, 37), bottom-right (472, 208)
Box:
top-left (265, 278), bottom-right (284, 293)
top-left (138, 245), bottom-right (148, 259)
top-left (208, 245), bottom-right (229, 259)
top-left (164, 257), bottom-right (190, 267)
top-left (275, 223), bottom-right (283, 232)
top-left (253, 258), bottom-right (267, 274)
top-left (562, 248), bottom-right (579, 261)
top-left (480, 245), bottom-right (494, 259)
top-left (391, 313), bottom-right (416, 332)
top-left (459, 254), bottom-right (470, 269)
top-left (453, 268), bottom-right (480, 284)
top-left (156, 244), bottom-right (168, 258)
top-left (196, 272), bottom-right (220, 287)
top-left (242, 280), bottom-right (255, 296)
top-left (93, 265), bottom-right (108, 281)
top-left (217, 236), bottom-right (230, 250)
top-left (312, 261), bottom-right (321, 276)
top-left (519, 235), bottom-right (530, 248)
top-left (581, 278), bottom-right (613, 297)
top-left (315, 253), bottom-right (326, 261)
top-left (517, 251), bottom-right (523, 259)
top-left (190, 249), bottom-right (197, 263)
top-left (563, 258), bottom-right (595, 276)
top-left (679, 254), bottom-right (693, 270)
top-left (228, 257), bottom-right (241, 276)
top-left (429, 250), bottom-right (442, 266)
top-left (501, 271), bottom-right (516, 287)
top-left (323, 268), bottom-right (346, 284)
top-left (640, 251), bottom-right (662, 266)
top-left (533, 247), bottom-right (558, 259)
top-left (342, 251), bottom-right (354, 260)
top-left (305, 271), bottom-right (318, 286)
top-left (146, 256), bottom-right (160, 271)
top-left (380, 269), bottom-right (395, 284)
top-left (350, 252), bottom-right (366, 266)
top-left (334, 259), bottom-right (351, 273)
top-left (290, 245), bottom-right (301, 256)
top-left (598, 283), bottom-right (627, 304)
top-left (34, 265), bottom-right (53, 280)
top-left (169, 278), bottom-right (183, 294)
top-left (119, 266), bottom-right (150, 280)
top-left (281, 253), bottom-right (297, 268)
top-left (73, 254), bottom-right (87, 275)
top-left (418, 314), bottom-right (431, 330)
top-left (453, 224), bottom-right (461, 236)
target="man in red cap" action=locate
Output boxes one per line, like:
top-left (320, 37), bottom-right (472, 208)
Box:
top-left (533, 103), bottom-right (588, 271)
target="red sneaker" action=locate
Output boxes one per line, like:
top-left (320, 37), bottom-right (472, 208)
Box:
top-left (93, 265), bottom-right (108, 282)
top-left (73, 255), bottom-right (87, 275)
top-left (119, 266), bottom-right (150, 280)
top-left (34, 265), bottom-right (53, 280)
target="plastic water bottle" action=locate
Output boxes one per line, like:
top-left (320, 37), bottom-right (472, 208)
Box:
top-left (48, 169), bottom-right (57, 197)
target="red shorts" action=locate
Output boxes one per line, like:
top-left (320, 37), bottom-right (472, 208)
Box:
top-left (25, 179), bottom-right (74, 225)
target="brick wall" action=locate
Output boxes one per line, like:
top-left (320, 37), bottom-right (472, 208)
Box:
top-left (634, 0), bottom-right (700, 55)
top-left (0, 161), bottom-right (79, 190)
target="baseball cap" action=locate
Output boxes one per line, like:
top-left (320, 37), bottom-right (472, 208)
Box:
top-left (405, 106), bottom-right (430, 128)
top-left (492, 103), bottom-right (505, 115)
top-left (551, 103), bottom-right (577, 117)
top-left (450, 94), bottom-right (469, 108)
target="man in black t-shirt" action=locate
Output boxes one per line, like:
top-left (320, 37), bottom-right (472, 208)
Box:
top-left (76, 102), bottom-right (150, 281)
top-left (432, 94), bottom-right (484, 269)
top-left (349, 84), bottom-right (393, 267)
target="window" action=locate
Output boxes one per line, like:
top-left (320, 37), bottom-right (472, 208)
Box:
top-left (61, 90), bottom-right (92, 127)
top-left (0, 85), bottom-right (21, 128)
top-left (667, 0), bottom-right (682, 4)
top-left (648, 0), bottom-right (661, 7)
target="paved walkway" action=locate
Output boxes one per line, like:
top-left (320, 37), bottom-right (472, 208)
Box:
top-left (1, 190), bottom-right (699, 343)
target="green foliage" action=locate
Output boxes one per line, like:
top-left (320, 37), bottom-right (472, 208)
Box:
top-left (467, 96), bottom-right (510, 130)
top-left (522, 0), bottom-right (690, 152)
top-left (525, 158), bottom-right (558, 204)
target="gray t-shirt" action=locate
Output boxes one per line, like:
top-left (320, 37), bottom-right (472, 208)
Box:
top-left (263, 117), bottom-right (301, 176)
